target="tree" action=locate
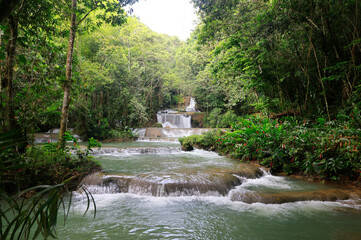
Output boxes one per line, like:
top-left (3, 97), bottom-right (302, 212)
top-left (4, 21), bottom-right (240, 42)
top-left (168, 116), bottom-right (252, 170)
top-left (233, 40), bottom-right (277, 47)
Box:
top-left (191, 0), bottom-right (361, 117)
top-left (1, 0), bottom-right (58, 132)
top-left (73, 17), bottom-right (184, 138)
top-left (58, 0), bottom-right (138, 148)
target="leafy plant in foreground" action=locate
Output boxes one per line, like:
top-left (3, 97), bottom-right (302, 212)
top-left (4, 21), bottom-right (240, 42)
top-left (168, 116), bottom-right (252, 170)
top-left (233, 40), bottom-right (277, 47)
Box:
top-left (0, 131), bottom-right (100, 239)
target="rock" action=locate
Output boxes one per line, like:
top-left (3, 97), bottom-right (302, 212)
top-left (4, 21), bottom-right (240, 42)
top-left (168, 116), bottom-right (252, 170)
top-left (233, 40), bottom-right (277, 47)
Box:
top-left (181, 143), bottom-right (194, 151)
top-left (230, 189), bottom-right (357, 203)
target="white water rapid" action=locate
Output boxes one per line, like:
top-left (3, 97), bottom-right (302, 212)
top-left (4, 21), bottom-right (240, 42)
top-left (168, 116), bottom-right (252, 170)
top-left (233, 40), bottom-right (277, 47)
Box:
top-left (186, 97), bottom-right (196, 112)
top-left (56, 118), bottom-right (361, 239)
top-left (34, 128), bottom-right (82, 143)
top-left (156, 112), bottom-right (191, 128)
top-left (156, 97), bottom-right (197, 129)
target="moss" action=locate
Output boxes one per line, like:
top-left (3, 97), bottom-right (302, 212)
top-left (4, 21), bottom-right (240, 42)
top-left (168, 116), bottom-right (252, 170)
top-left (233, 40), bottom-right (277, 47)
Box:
top-left (152, 123), bottom-right (163, 128)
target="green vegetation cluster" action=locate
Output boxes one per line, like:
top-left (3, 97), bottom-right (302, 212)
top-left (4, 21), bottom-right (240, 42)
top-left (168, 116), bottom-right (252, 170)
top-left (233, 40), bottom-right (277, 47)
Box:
top-left (179, 130), bottom-right (219, 151)
top-left (180, 114), bottom-right (361, 181)
top-left (179, 0), bottom-right (361, 180)
top-left (1, 130), bottom-right (101, 239)
top-left (183, 0), bottom-right (361, 120)
top-left (2, 132), bottom-right (101, 193)
top-left (0, 1), bottom-right (193, 142)
top-left (1, 0), bottom-right (361, 237)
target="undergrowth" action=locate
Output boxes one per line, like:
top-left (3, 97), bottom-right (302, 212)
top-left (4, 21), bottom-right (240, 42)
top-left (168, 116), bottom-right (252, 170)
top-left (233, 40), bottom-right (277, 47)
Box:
top-left (180, 114), bottom-right (361, 181)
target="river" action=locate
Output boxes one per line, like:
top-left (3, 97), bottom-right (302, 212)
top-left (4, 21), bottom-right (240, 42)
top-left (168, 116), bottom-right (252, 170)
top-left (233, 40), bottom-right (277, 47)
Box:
top-left (54, 103), bottom-right (361, 239)
top-left (55, 140), bottom-right (361, 240)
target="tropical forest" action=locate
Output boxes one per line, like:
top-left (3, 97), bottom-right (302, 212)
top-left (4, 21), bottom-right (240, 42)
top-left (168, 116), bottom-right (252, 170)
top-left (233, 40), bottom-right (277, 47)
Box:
top-left (1, 0), bottom-right (361, 239)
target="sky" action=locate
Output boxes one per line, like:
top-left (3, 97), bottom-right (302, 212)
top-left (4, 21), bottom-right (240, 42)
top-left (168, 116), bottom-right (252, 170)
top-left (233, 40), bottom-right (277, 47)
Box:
top-left (127, 0), bottom-right (198, 41)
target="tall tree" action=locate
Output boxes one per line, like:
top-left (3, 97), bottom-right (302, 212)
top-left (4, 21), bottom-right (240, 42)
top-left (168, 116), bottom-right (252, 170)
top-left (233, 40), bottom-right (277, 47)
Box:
top-left (1, 0), bottom-right (57, 132)
top-left (58, 0), bottom-right (138, 148)
top-left (191, 0), bottom-right (361, 117)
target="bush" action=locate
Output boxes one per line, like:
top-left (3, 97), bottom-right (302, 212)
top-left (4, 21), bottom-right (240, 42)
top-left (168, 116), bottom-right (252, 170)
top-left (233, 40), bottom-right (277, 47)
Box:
top-left (179, 130), bottom-right (221, 151)
top-left (2, 131), bottom-right (102, 194)
top-left (108, 128), bottom-right (138, 141)
top-left (204, 108), bottom-right (238, 128)
top-left (216, 115), bottom-right (361, 180)
top-left (152, 123), bottom-right (163, 128)
top-left (0, 131), bottom-right (100, 239)
top-left (182, 115), bottom-right (361, 181)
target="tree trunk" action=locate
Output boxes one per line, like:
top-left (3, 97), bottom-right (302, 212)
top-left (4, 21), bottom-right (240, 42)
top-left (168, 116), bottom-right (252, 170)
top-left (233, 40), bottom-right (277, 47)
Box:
top-left (98, 90), bottom-right (103, 126)
top-left (58, 0), bottom-right (77, 148)
top-left (1, 15), bottom-right (19, 131)
top-left (310, 38), bottom-right (331, 121)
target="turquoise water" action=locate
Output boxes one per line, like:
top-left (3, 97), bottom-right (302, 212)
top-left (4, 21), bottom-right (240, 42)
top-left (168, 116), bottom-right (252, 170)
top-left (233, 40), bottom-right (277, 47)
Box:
top-left (100, 141), bottom-right (180, 148)
top-left (58, 195), bottom-right (361, 240)
top-left (56, 141), bottom-right (361, 240)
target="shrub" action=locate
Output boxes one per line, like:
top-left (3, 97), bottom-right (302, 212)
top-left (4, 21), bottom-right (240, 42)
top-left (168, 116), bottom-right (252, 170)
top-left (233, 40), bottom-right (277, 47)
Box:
top-left (179, 130), bottom-right (221, 150)
top-left (108, 128), bottom-right (138, 141)
top-left (182, 115), bottom-right (361, 181)
top-left (0, 131), bottom-right (100, 239)
top-left (216, 115), bottom-right (361, 180)
top-left (204, 108), bottom-right (238, 128)
top-left (152, 123), bottom-right (163, 128)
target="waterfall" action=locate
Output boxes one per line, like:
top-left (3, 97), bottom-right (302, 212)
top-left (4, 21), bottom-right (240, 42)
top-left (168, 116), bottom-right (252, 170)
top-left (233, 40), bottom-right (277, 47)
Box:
top-left (156, 113), bottom-right (191, 128)
top-left (34, 128), bottom-right (82, 143)
top-left (156, 97), bottom-right (197, 129)
top-left (137, 128), bottom-right (209, 139)
top-left (186, 97), bottom-right (196, 112)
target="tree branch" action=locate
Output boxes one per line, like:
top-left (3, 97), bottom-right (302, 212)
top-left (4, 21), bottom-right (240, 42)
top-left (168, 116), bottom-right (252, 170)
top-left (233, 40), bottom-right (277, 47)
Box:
top-left (76, 4), bottom-right (98, 27)
top-left (18, 0), bottom-right (25, 13)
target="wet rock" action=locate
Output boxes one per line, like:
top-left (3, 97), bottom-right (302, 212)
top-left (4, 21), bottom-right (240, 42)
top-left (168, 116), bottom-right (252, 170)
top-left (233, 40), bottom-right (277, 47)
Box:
top-left (125, 172), bottom-right (243, 197)
top-left (211, 164), bottom-right (263, 179)
top-left (81, 171), bottom-right (245, 197)
top-left (181, 144), bottom-right (194, 151)
top-left (235, 164), bottom-right (264, 179)
top-left (80, 172), bottom-right (105, 185)
top-left (81, 172), bottom-right (134, 193)
top-left (230, 189), bottom-right (357, 204)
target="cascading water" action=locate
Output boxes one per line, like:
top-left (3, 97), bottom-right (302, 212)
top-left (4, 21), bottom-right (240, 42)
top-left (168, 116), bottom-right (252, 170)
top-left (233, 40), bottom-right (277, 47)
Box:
top-left (135, 128), bottom-right (210, 141)
top-left (156, 112), bottom-right (191, 128)
top-left (58, 141), bottom-right (361, 239)
top-left (156, 97), bottom-right (197, 129)
top-left (137, 97), bottom-right (208, 141)
top-left (55, 97), bottom-right (361, 239)
top-left (185, 97), bottom-right (196, 112)
top-left (34, 128), bottom-right (82, 143)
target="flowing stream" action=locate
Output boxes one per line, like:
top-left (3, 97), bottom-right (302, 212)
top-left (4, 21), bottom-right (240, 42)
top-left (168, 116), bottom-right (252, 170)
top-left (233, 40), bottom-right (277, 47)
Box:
top-left (56, 101), bottom-right (361, 239)
top-left (57, 140), bottom-right (361, 239)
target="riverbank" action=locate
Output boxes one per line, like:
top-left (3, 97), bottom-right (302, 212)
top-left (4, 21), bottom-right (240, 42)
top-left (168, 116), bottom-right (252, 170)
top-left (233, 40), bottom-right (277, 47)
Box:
top-left (179, 115), bottom-right (361, 185)
top-left (0, 131), bottom-right (102, 239)
top-left (1, 136), bottom-right (102, 195)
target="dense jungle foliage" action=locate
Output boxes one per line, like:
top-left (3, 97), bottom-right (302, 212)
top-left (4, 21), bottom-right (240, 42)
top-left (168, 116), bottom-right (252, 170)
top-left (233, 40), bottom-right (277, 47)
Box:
top-left (1, 0), bottom-right (361, 238)
top-left (178, 0), bottom-right (361, 182)
top-left (180, 114), bottom-right (361, 181)
top-left (2, 0), bottom-right (360, 138)
top-left (177, 0), bottom-right (361, 184)
top-left (189, 0), bottom-right (361, 123)
top-left (0, 11), bottom-right (190, 141)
